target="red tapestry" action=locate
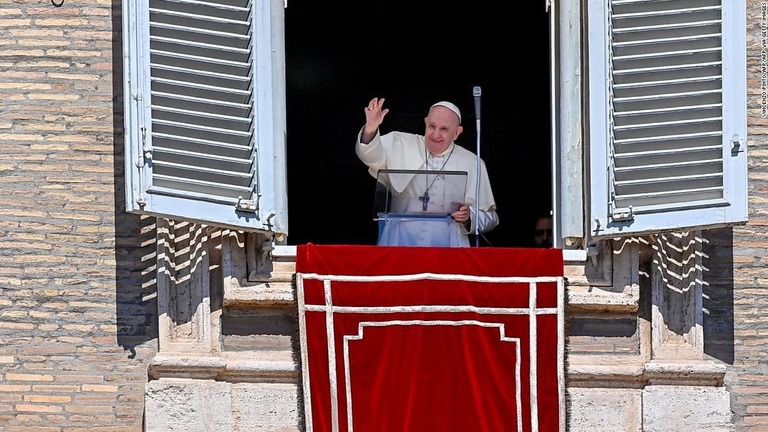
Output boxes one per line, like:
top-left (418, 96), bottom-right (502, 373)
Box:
top-left (296, 244), bottom-right (565, 432)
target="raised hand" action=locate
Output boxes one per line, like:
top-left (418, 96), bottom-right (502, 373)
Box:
top-left (360, 97), bottom-right (390, 144)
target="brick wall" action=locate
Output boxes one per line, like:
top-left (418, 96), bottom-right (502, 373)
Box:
top-left (0, 0), bottom-right (157, 430)
top-left (735, 1), bottom-right (768, 430)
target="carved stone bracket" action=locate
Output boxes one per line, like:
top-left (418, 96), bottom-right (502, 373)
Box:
top-left (567, 238), bottom-right (640, 313)
top-left (156, 218), bottom-right (214, 353)
top-left (650, 231), bottom-right (704, 361)
top-left (221, 232), bottom-right (295, 308)
top-left (246, 232), bottom-right (275, 281)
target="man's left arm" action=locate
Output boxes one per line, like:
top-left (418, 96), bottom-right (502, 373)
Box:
top-left (454, 206), bottom-right (499, 234)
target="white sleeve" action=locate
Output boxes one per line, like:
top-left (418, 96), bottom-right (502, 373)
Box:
top-left (460, 206), bottom-right (500, 234)
top-left (355, 129), bottom-right (388, 177)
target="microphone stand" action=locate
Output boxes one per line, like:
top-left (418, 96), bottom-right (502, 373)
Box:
top-left (473, 87), bottom-right (482, 247)
top-left (474, 117), bottom-right (481, 247)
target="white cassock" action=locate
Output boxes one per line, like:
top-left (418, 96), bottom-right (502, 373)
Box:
top-left (356, 130), bottom-right (499, 247)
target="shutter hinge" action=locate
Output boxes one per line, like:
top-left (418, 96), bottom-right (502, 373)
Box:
top-left (236, 196), bottom-right (257, 213)
top-left (136, 126), bottom-right (152, 167)
top-left (610, 205), bottom-right (634, 222)
top-left (141, 126), bottom-right (152, 165)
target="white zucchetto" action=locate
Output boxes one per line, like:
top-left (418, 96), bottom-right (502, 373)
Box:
top-left (430, 101), bottom-right (462, 124)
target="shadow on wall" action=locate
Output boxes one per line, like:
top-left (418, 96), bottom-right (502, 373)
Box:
top-left (702, 227), bottom-right (735, 365)
top-left (645, 231), bottom-right (735, 365)
top-left (113, 11), bottom-right (160, 357)
top-left (114, 214), bottom-right (160, 358)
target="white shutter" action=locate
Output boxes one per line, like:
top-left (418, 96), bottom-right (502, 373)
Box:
top-left (122, 0), bottom-right (287, 237)
top-left (587, 0), bottom-right (746, 238)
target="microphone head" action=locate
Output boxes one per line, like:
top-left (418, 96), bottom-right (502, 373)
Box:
top-left (473, 86), bottom-right (482, 97)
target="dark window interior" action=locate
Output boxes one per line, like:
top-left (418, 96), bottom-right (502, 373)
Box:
top-left (285, 1), bottom-right (550, 247)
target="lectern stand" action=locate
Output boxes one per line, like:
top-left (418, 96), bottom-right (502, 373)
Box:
top-left (373, 169), bottom-right (468, 247)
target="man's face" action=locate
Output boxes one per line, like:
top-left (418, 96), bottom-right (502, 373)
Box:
top-left (424, 106), bottom-right (462, 154)
top-left (534, 217), bottom-right (553, 247)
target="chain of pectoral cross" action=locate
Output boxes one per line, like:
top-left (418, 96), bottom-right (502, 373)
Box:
top-left (419, 144), bottom-right (455, 211)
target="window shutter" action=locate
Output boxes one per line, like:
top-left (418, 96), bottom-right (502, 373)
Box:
top-left (123, 0), bottom-right (287, 237)
top-left (587, 0), bottom-right (746, 238)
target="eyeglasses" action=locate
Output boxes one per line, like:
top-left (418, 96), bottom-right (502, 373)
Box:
top-left (535, 229), bottom-right (552, 236)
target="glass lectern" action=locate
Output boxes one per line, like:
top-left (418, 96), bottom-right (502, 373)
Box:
top-left (373, 169), bottom-right (468, 247)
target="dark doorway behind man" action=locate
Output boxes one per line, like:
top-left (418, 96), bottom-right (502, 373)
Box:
top-left (285, 1), bottom-right (550, 247)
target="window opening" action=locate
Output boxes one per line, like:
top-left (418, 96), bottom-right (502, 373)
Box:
top-left (284, 1), bottom-right (552, 247)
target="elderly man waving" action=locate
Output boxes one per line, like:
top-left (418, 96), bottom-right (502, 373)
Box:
top-left (356, 97), bottom-right (499, 247)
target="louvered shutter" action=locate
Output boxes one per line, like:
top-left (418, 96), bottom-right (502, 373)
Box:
top-left (587, 0), bottom-right (746, 238)
top-left (123, 0), bottom-right (287, 237)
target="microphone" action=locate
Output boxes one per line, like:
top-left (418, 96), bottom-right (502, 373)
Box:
top-left (473, 86), bottom-right (481, 120)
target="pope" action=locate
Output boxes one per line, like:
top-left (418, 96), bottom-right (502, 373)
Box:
top-left (355, 97), bottom-right (499, 247)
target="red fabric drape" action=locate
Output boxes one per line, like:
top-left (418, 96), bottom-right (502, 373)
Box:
top-left (297, 244), bottom-right (564, 432)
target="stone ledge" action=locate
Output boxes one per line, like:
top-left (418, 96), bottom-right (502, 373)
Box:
top-left (149, 351), bottom-right (299, 383)
top-left (224, 280), bottom-right (295, 308)
top-left (227, 246), bottom-right (636, 314)
top-left (566, 288), bottom-right (639, 313)
top-left (273, 245), bottom-right (298, 257)
top-left (644, 359), bottom-right (726, 386)
top-left (248, 261), bottom-right (295, 283)
top-left (567, 355), bottom-right (726, 387)
top-left (567, 355), bottom-right (645, 387)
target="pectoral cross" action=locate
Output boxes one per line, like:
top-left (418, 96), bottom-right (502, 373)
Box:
top-left (419, 192), bottom-right (430, 211)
